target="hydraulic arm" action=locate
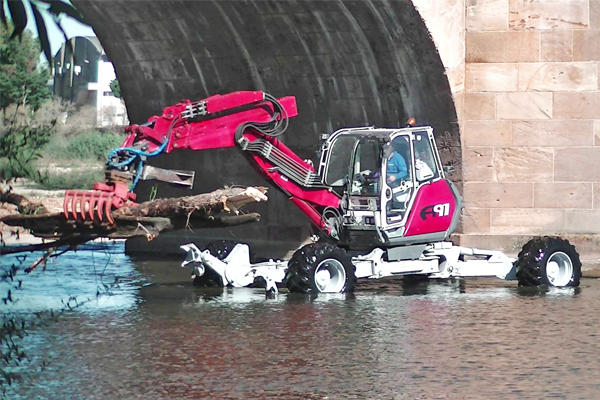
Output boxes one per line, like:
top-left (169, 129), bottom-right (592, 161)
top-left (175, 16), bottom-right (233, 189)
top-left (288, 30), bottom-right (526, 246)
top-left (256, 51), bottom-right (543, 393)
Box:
top-left (63, 91), bottom-right (340, 235)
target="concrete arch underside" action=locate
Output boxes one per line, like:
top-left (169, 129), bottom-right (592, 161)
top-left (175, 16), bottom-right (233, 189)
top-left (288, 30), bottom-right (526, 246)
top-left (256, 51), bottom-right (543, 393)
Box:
top-left (74, 0), bottom-right (461, 256)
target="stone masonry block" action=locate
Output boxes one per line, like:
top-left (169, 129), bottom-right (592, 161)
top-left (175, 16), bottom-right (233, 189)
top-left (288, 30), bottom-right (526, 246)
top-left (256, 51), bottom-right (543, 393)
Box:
top-left (446, 64), bottom-right (466, 95)
top-left (461, 208), bottom-right (491, 234)
top-left (574, 30), bottom-right (600, 61)
top-left (494, 147), bottom-right (554, 182)
top-left (594, 183), bottom-right (600, 208)
top-left (554, 93), bottom-right (600, 119)
top-left (491, 209), bottom-right (565, 235)
top-left (466, 63), bottom-right (518, 92)
top-left (464, 182), bottom-right (533, 208)
top-left (463, 147), bottom-right (495, 181)
top-left (595, 121), bottom-right (600, 145)
top-left (534, 182), bottom-right (593, 208)
top-left (467, 0), bottom-right (509, 31)
top-left (518, 62), bottom-right (597, 92)
top-left (541, 30), bottom-right (573, 62)
top-left (509, 0), bottom-right (589, 30)
top-left (555, 147), bottom-right (600, 182)
top-left (496, 92), bottom-right (552, 120)
top-left (466, 32), bottom-right (540, 63)
top-left (463, 93), bottom-right (496, 120)
top-left (512, 120), bottom-right (594, 147)
top-left (463, 120), bottom-right (512, 146)
top-left (565, 210), bottom-right (600, 233)
top-left (593, 0), bottom-right (600, 29)
top-left (454, 91), bottom-right (465, 123)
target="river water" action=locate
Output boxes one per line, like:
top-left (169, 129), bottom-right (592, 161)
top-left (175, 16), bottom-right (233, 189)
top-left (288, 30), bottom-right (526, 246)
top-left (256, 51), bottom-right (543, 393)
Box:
top-left (2, 241), bottom-right (600, 399)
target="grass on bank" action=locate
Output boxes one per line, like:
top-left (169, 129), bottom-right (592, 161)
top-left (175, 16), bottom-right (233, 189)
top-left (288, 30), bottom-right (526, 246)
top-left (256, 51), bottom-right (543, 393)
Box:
top-left (0, 129), bottom-right (124, 190)
top-left (37, 129), bottom-right (123, 189)
top-left (1, 100), bottom-right (126, 190)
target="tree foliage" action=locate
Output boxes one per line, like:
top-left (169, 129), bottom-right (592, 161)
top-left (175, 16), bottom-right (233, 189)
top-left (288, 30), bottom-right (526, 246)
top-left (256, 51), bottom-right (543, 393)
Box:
top-left (0, 22), bottom-right (51, 111)
top-left (0, 107), bottom-right (56, 182)
top-left (109, 79), bottom-right (122, 99)
top-left (1, 0), bottom-right (88, 67)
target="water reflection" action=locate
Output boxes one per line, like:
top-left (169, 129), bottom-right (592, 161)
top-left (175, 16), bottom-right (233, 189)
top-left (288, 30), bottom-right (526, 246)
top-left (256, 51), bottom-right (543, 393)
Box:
top-left (3, 247), bottom-right (600, 399)
top-left (0, 241), bottom-right (141, 313)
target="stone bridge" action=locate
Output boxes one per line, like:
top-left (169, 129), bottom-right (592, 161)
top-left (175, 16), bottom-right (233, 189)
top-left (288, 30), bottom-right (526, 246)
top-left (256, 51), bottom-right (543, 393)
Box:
top-left (74, 0), bottom-right (600, 268)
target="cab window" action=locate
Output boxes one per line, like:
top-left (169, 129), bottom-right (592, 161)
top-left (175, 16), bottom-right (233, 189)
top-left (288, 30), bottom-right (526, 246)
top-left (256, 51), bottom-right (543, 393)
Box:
top-left (350, 139), bottom-right (380, 195)
top-left (324, 136), bottom-right (357, 186)
top-left (413, 132), bottom-right (439, 182)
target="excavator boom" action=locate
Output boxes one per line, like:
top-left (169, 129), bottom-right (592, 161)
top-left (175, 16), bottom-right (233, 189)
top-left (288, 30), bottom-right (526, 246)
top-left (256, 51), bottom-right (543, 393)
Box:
top-left (63, 91), bottom-right (340, 236)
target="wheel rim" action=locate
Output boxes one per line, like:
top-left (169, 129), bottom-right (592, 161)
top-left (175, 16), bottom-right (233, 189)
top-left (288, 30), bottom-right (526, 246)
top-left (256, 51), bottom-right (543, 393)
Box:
top-left (546, 251), bottom-right (573, 287)
top-left (314, 259), bottom-right (346, 293)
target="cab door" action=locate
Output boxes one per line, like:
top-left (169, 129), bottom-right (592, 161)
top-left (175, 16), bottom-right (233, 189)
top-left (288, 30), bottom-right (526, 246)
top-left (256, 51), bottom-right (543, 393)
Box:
top-left (380, 134), bottom-right (415, 230)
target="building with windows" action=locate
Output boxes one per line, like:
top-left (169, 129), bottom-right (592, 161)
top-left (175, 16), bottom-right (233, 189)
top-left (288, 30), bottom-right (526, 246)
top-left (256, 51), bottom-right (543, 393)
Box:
top-left (53, 36), bottom-right (128, 126)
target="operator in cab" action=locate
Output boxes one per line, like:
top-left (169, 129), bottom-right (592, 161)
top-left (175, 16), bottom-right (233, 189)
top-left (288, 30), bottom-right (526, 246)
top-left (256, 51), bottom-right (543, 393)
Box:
top-left (385, 145), bottom-right (408, 187)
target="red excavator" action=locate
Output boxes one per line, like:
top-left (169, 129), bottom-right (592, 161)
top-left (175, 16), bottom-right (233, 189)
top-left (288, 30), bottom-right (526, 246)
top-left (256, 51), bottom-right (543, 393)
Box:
top-left (63, 91), bottom-right (581, 293)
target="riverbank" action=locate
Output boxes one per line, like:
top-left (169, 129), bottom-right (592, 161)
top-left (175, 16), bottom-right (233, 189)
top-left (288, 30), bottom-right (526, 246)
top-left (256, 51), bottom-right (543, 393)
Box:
top-left (0, 179), bottom-right (64, 245)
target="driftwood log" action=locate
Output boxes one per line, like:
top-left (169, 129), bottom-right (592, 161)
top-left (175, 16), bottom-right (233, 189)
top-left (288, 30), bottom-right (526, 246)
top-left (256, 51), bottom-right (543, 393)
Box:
top-left (0, 188), bottom-right (49, 215)
top-left (0, 186), bottom-right (268, 254)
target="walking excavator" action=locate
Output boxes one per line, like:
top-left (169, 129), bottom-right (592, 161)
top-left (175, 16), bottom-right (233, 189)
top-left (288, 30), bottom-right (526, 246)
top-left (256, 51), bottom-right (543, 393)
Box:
top-left (63, 91), bottom-right (582, 293)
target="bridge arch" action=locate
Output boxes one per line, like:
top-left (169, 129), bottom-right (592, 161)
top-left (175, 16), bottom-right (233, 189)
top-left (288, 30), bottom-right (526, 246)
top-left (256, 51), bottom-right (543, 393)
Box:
top-left (74, 0), bottom-right (460, 255)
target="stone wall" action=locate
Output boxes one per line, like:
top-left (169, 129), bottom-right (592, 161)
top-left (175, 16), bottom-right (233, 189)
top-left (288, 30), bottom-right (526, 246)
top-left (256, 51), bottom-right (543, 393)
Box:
top-left (459, 0), bottom-right (600, 267)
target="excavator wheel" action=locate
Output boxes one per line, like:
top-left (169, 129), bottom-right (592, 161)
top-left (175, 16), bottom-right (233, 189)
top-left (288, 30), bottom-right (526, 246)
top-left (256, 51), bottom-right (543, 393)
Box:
top-left (515, 237), bottom-right (581, 288)
top-left (285, 243), bottom-right (356, 294)
top-left (192, 240), bottom-right (238, 287)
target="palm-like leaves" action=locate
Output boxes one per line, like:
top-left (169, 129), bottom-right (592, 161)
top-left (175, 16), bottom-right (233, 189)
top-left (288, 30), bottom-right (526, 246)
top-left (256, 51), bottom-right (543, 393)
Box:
top-left (1, 0), bottom-right (89, 67)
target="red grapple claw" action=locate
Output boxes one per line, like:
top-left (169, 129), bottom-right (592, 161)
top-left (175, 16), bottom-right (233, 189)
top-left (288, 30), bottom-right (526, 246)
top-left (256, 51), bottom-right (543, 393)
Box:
top-left (62, 182), bottom-right (136, 225)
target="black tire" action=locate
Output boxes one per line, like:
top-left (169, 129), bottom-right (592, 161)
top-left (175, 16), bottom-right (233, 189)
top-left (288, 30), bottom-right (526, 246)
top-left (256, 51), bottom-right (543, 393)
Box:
top-left (285, 243), bottom-right (356, 293)
top-left (515, 236), bottom-right (581, 287)
top-left (192, 240), bottom-right (238, 287)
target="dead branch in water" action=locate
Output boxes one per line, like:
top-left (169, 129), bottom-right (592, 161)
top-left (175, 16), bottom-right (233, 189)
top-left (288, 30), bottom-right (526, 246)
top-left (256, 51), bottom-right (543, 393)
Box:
top-left (0, 186), bottom-right (268, 254)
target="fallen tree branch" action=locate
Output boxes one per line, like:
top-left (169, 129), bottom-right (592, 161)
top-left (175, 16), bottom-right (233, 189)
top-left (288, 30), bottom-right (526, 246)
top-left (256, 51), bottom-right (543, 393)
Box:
top-left (114, 187), bottom-right (268, 218)
top-left (0, 184), bottom-right (48, 215)
top-left (25, 248), bottom-right (55, 273)
top-left (0, 236), bottom-right (94, 256)
top-left (0, 186), bottom-right (268, 248)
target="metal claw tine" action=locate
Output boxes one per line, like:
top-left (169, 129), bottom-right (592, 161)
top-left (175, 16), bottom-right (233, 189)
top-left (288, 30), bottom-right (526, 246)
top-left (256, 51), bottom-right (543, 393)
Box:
top-left (62, 188), bottom-right (122, 225)
top-left (71, 191), bottom-right (81, 220)
top-left (80, 192), bottom-right (90, 221)
top-left (96, 195), bottom-right (104, 222)
top-left (63, 191), bottom-right (72, 219)
top-left (105, 194), bottom-right (115, 225)
top-left (89, 192), bottom-right (100, 221)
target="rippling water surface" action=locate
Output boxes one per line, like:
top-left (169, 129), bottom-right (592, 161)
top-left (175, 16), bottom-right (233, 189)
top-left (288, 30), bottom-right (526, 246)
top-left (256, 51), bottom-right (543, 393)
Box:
top-left (2, 241), bottom-right (600, 399)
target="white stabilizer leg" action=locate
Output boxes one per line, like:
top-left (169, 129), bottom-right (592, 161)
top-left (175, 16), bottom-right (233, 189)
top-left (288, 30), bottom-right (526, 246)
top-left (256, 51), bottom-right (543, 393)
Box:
top-left (180, 243), bottom-right (203, 268)
top-left (180, 243), bottom-right (287, 291)
top-left (428, 244), bottom-right (516, 280)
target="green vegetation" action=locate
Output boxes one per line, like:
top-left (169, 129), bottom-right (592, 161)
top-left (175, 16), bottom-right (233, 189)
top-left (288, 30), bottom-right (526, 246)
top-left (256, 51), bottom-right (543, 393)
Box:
top-left (37, 129), bottom-right (123, 189)
top-left (42, 129), bottom-right (123, 162)
top-left (1, 0), bottom-right (87, 67)
top-left (1, 97), bottom-right (124, 190)
top-left (0, 22), bottom-right (51, 111)
top-left (0, 126), bottom-right (123, 190)
top-left (0, 4), bottom-right (120, 191)
top-left (0, 121), bottom-right (55, 182)
top-left (109, 79), bottom-right (122, 99)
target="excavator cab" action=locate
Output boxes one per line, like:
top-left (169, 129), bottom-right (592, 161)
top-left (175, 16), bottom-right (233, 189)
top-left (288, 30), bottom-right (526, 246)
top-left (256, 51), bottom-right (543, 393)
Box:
top-left (319, 126), bottom-right (460, 248)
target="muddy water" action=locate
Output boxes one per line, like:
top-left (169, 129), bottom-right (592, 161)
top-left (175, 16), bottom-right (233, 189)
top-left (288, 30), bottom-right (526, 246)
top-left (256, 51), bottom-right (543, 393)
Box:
top-left (2, 241), bottom-right (600, 399)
